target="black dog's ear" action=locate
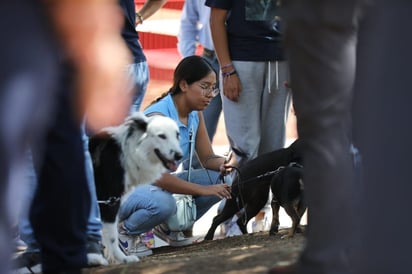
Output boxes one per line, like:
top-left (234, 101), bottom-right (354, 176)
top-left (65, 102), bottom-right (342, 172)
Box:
top-left (289, 139), bottom-right (305, 165)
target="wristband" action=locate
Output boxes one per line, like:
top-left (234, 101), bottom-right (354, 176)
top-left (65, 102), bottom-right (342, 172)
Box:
top-left (221, 63), bottom-right (233, 70)
top-left (136, 12), bottom-right (143, 24)
top-left (222, 69), bottom-right (237, 78)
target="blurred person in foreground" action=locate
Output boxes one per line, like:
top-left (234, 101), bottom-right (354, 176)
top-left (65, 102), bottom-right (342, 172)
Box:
top-left (269, 0), bottom-right (412, 274)
top-left (1, 0), bottom-right (131, 273)
top-left (268, 0), bottom-right (362, 273)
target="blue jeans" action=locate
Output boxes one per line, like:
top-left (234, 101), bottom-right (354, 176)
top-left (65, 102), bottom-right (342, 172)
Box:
top-left (19, 126), bottom-right (102, 251)
top-left (202, 53), bottom-right (222, 142)
top-left (118, 169), bottom-right (229, 235)
top-left (127, 61), bottom-right (149, 113)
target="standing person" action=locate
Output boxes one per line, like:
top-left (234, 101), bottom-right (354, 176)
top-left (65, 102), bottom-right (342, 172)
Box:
top-left (178, 0), bottom-right (222, 144)
top-left (117, 56), bottom-right (235, 251)
top-left (352, 1), bottom-right (412, 273)
top-left (268, 0), bottom-right (364, 273)
top-left (205, 0), bottom-right (291, 168)
top-left (1, 0), bottom-right (131, 273)
top-left (270, 1), bottom-right (412, 274)
top-left (119, 0), bottom-right (168, 112)
top-left (205, 0), bottom-right (291, 237)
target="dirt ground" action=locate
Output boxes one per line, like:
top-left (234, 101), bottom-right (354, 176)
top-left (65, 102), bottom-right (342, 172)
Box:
top-left (84, 229), bottom-right (305, 274)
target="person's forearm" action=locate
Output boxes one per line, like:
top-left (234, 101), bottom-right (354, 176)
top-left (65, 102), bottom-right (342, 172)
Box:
top-left (136, 0), bottom-right (168, 23)
top-left (210, 8), bottom-right (231, 68)
top-left (203, 155), bottom-right (226, 171)
top-left (45, 0), bottom-right (132, 131)
top-left (154, 173), bottom-right (206, 195)
top-left (45, 0), bottom-right (126, 65)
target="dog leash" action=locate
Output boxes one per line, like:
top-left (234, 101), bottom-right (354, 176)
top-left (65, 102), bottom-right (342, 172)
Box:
top-left (98, 197), bottom-right (121, 206)
top-left (187, 126), bottom-right (194, 181)
top-left (234, 162), bottom-right (302, 185)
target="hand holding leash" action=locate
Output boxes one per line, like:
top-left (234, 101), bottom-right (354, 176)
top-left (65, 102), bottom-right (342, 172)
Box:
top-left (219, 150), bottom-right (235, 182)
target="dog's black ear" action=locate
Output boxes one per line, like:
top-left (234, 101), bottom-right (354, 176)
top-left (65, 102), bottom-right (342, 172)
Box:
top-left (126, 114), bottom-right (148, 139)
top-left (289, 139), bottom-right (305, 163)
top-left (131, 115), bottom-right (148, 131)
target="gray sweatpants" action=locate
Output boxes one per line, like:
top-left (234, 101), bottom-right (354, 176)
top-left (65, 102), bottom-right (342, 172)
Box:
top-left (221, 60), bottom-right (291, 166)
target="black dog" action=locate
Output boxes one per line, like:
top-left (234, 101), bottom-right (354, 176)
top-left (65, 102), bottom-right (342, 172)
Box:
top-left (204, 139), bottom-right (304, 240)
top-left (269, 162), bottom-right (306, 238)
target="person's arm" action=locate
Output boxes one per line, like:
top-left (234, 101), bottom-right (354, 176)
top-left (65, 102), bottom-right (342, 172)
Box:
top-left (135, 0), bottom-right (168, 25)
top-left (45, 0), bottom-right (132, 132)
top-left (195, 112), bottom-right (237, 171)
top-left (154, 173), bottom-right (231, 199)
top-left (209, 7), bottom-right (242, 102)
top-left (177, 0), bottom-right (200, 57)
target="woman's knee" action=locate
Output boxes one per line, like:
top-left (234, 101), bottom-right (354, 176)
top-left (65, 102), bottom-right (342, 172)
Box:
top-left (148, 189), bottom-right (176, 219)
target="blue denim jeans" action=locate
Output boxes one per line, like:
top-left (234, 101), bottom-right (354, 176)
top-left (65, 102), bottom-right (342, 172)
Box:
top-left (19, 126), bottom-right (102, 250)
top-left (127, 61), bottom-right (149, 113)
top-left (201, 53), bottom-right (222, 142)
top-left (118, 169), bottom-right (230, 235)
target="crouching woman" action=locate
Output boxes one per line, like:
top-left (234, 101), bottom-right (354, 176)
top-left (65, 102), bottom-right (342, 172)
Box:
top-left (117, 56), bottom-right (236, 255)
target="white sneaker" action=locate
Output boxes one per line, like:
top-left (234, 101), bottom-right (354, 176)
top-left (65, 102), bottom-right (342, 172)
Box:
top-left (118, 233), bottom-right (153, 257)
top-left (153, 224), bottom-right (192, 247)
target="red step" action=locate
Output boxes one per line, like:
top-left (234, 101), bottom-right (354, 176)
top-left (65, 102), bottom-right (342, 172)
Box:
top-left (135, 0), bottom-right (184, 10)
top-left (144, 48), bottom-right (181, 81)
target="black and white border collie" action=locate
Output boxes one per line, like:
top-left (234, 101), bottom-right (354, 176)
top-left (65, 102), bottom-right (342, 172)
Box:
top-left (88, 112), bottom-right (182, 264)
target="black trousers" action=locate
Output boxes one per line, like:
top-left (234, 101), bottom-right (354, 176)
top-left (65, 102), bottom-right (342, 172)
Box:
top-left (353, 1), bottom-right (412, 273)
top-left (30, 67), bottom-right (91, 272)
top-left (284, 1), bottom-right (362, 273)
top-left (285, 1), bottom-right (412, 273)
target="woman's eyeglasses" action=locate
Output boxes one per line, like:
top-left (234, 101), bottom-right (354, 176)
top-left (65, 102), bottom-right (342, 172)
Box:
top-left (198, 84), bottom-right (220, 97)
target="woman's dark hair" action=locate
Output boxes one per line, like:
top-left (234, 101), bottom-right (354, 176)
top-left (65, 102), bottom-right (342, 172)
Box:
top-left (147, 55), bottom-right (216, 107)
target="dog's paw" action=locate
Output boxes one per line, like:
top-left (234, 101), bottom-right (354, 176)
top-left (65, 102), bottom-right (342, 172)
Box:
top-left (269, 227), bottom-right (279, 236)
top-left (295, 226), bottom-right (306, 234)
top-left (87, 253), bottom-right (109, 267)
top-left (280, 234), bottom-right (294, 240)
top-left (121, 254), bottom-right (140, 264)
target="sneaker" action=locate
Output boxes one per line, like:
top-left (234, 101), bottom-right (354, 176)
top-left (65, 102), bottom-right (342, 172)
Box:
top-left (86, 238), bottom-right (108, 266)
top-left (153, 224), bottom-right (192, 247)
top-left (87, 239), bottom-right (104, 255)
top-left (140, 230), bottom-right (155, 249)
top-left (118, 233), bottom-right (153, 257)
top-left (14, 236), bottom-right (27, 253)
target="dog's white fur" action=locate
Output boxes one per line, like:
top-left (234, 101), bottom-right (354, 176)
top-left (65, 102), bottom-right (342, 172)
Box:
top-left (88, 112), bottom-right (182, 265)
top-left (108, 113), bottom-right (182, 196)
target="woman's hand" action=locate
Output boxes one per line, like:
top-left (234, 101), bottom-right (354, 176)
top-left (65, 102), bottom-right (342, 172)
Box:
top-left (222, 73), bottom-right (242, 102)
top-left (219, 151), bottom-right (237, 176)
top-left (201, 184), bottom-right (231, 200)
